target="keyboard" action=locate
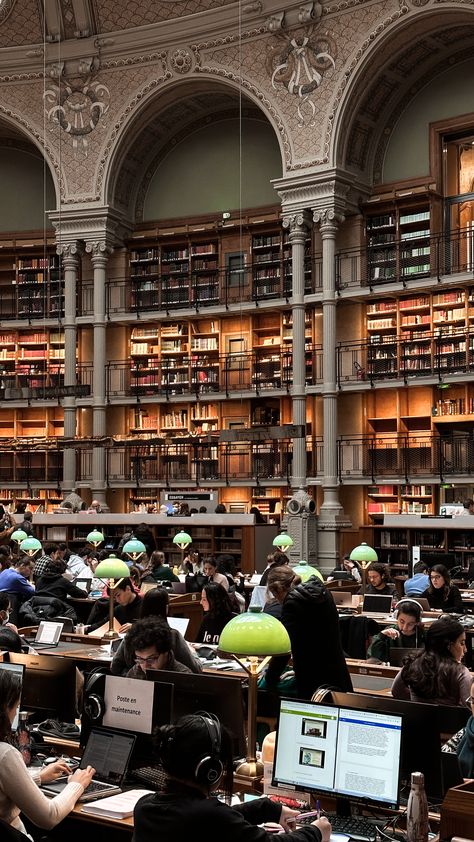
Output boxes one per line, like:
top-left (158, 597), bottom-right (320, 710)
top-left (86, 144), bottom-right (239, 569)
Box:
top-left (86, 780), bottom-right (117, 794)
top-left (130, 765), bottom-right (168, 791)
top-left (297, 813), bottom-right (379, 841)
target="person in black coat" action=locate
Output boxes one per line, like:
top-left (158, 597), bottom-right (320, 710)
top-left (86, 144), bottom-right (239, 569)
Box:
top-left (264, 567), bottom-right (353, 699)
top-left (422, 564), bottom-right (464, 613)
top-left (133, 712), bottom-right (330, 842)
top-left (35, 559), bottom-right (86, 601)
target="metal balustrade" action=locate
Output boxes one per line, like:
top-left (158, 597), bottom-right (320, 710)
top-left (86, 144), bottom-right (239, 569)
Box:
top-left (337, 433), bottom-right (474, 480)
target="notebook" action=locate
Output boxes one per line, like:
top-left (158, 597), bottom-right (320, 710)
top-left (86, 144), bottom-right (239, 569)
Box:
top-left (41, 727), bottom-right (136, 802)
top-left (362, 594), bottom-right (393, 618)
top-left (29, 621), bottom-right (64, 649)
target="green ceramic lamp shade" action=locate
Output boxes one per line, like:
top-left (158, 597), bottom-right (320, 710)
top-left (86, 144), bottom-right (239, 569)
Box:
top-left (172, 531), bottom-right (192, 550)
top-left (19, 537), bottom-right (42, 557)
top-left (349, 542), bottom-right (378, 597)
top-left (292, 560), bottom-right (323, 583)
top-left (86, 529), bottom-right (105, 549)
top-left (219, 612), bottom-right (290, 781)
top-left (95, 556), bottom-right (132, 639)
top-left (11, 529), bottom-right (27, 544)
top-left (219, 611), bottom-right (291, 657)
top-left (272, 532), bottom-right (294, 553)
top-left (122, 537), bottom-right (146, 561)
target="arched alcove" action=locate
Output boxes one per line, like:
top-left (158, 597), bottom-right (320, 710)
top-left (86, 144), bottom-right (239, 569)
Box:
top-left (0, 129), bottom-right (56, 232)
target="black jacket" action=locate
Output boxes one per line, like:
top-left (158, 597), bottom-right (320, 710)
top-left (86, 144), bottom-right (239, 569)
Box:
top-left (265, 577), bottom-right (353, 699)
top-left (110, 626), bottom-right (202, 675)
top-left (133, 789), bottom-right (321, 842)
top-left (35, 572), bottom-right (86, 601)
top-left (421, 585), bottom-right (464, 613)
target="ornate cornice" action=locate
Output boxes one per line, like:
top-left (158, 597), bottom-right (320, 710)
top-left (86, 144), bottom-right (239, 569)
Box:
top-left (274, 170), bottom-right (365, 216)
top-left (49, 205), bottom-right (130, 246)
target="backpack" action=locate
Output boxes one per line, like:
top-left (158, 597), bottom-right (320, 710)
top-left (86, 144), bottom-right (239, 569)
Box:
top-left (19, 595), bottom-right (77, 626)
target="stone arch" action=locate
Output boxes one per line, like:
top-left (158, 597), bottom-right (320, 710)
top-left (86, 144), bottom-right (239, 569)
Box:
top-left (0, 109), bottom-right (60, 208)
top-left (99, 73), bottom-right (289, 220)
top-left (330, 5), bottom-right (474, 186)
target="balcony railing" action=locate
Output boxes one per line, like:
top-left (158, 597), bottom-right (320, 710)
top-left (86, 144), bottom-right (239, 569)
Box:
top-left (337, 433), bottom-right (474, 480)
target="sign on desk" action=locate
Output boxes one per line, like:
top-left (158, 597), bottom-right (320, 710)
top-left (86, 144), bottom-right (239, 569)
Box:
top-left (103, 675), bottom-right (154, 734)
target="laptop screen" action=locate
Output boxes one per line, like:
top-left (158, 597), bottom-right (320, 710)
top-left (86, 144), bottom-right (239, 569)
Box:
top-left (35, 621), bottom-right (64, 645)
top-left (362, 594), bottom-right (393, 614)
top-left (0, 662), bottom-right (23, 731)
top-left (81, 728), bottom-right (136, 784)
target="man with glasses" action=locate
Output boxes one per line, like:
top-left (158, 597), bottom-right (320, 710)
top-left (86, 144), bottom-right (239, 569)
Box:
top-left (126, 617), bottom-right (192, 679)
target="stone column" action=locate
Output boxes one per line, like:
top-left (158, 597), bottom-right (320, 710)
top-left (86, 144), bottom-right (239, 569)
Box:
top-left (314, 208), bottom-right (350, 569)
top-left (283, 211), bottom-right (312, 489)
top-left (59, 242), bottom-right (83, 492)
top-left (86, 241), bottom-right (112, 511)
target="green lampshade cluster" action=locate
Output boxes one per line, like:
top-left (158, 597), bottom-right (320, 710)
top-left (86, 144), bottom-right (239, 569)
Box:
top-left (95, 557), bottom-right (130, 579)
top-left (86, 529), bottom-right (105, 548)
top-left (219, 611), bottom-right (291, 657)
top-left (122, 537), bottom-right (146, 560)
top-left (172, 531), bottom-right (192, 550)
top-left (292, 560), bottom-right (323, 583)
top-left (19, 537), bottom-right (42, 557)
top-left (11, 529), bottom-right (27, 544)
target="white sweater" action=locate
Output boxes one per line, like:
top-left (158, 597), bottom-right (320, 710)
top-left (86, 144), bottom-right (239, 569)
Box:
top-left (0, 742), bottom-right (83, 833)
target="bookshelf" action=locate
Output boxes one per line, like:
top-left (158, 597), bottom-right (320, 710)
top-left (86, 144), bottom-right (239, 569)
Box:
top-left (370, 515), bottom-right (474, 577)
top-left (365, 202), bottom-right (431, 284)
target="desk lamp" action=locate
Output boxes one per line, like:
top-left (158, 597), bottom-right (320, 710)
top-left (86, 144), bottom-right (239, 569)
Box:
top-left (94, 555), bottom-right (131, 639)
top-left (11, 529), bottom-right (27, 549)
top-left (122, 536), bottom-right (146, 563)
top-left (86, 529), bottom-right (105, 549)
top-left (172, 530), bottom-right (192, 571)
top-left (219, 610), bottom-right (291, 781)
top-left (19, 537), bottom-right (42, 558)
top-left (349, 542), bottom-right (378, 597)
top-left (272, 532), bottom-right (294, 553)
top-left (292, 560), bottom-right (323, 583)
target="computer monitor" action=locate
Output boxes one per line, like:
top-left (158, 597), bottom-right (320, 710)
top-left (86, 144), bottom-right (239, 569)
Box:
top-left (8, 653), bottom-right (77, 723)
top-left (330, 691), bottom-right (467, 801)
top-left (150, 669), bottom-right (246, 759)
top-left (0, 662), bottom-right (24, 731)
top-left (272, 697), bottom-right (402, 812)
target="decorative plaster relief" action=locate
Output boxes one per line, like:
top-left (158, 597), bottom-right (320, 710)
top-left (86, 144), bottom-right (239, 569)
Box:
top-left (44, 73), bottom-right (111, 154)
top-left (0, 0), bottom-right (40, 48)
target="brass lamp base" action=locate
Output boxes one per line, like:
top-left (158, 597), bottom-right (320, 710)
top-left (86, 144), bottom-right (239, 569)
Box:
top-left (103, 629), bottom-right (119, 639)
top-left (235, 758), bottom-right (264, 778)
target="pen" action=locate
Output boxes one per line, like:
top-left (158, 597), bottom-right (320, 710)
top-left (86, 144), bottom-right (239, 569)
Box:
top-left (316, 799), bottom-right (320, 820)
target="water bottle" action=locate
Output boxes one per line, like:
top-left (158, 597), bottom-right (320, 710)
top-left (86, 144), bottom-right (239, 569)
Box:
top-left (406, 771), bottom-right (429, 842)
top-left (17, 711), bottom-right (32, 767)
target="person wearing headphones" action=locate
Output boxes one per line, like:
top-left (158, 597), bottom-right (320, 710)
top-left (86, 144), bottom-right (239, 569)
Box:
top-left (367, 599), bottom-right (425, 663)
top-left (133, 712), bottom-right (331, 842)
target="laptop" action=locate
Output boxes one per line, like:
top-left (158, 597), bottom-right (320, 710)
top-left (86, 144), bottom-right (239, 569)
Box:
top-left (41, 727), bottom-right (136, 802)
top-left (73, 578), bottom-right (92, 594)
top-left (331, 590), bottom-right (353, 608)
top-left (362, 594), bottom-right (393, 619)
top-left (28, 621), bottom-right (64, 650)
top-left (389, 647), bottom-right (423, 667)
top-left (171, 581), bottom-right (186, 594)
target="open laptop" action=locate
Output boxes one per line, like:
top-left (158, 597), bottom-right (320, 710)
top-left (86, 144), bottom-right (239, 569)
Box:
top-left (41, 727), bottom-right (136, 802)
top-left (389, 647), bottom-right (424, 667)
top-left (28, 621), bottom-right (64, 650)
top-left (331, 590), bottom-right (354, 608)
top-left (73, 578), bottom-right (92, 594)
top-left (171, 581), bottom-right (186, 594)
top-left (362, 594), bottom-right (393, 619)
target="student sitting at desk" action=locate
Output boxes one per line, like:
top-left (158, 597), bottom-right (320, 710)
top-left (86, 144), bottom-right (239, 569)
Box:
top-left (35, 558), bottom-right (87, 602)
top-left (196, 582), bottom-right (236, 645)
top-left (442, 675), bottom-right (474, 777)
top-left (391, 615), bottom-right (472, 707)
top-left (133, 712), bottom-right (330, 842)
top-left (87, 576), bottom-right (142, 634)
top-left (367, 598), bottom-right (425, 663)
top-left (421, 564), bottom-right (464, 613)
top-left (148, 551), bottom-right (179, 584)
top-left (363, 563), bottom-right (396, 596)
top-left (0, 557), bottom-right (34, 599)
top-left (0, 670), bottom-right (94, 838)
top-left (126, 617), bottom-right (192, 679)
top-left (111, 587), bottom-right (202, 675)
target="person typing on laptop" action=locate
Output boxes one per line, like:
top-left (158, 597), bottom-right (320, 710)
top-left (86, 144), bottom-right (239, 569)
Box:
top-left (0, 670), bottom-right (94, 837)
top-left (367, 599), bottom-right (425, 663)
top-left (126, 617), bottom-right (193, 679)
top-left (364, 563), bottom-right (396, 596)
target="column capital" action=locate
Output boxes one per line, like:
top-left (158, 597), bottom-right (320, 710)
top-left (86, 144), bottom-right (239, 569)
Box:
top-left (57, 241), bottom-right (84, 264)
top-left (86, 241), bottom-right (113, 262)
top-left (313, 207), bottom-right (345, 232)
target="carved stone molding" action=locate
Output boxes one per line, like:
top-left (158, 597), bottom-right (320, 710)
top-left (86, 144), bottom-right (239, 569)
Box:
top-left (282, 210), bottom-right (312, 236)
top-left (275, 171), bottom-right (357, 217)
top-left (85, 241), bottom-right (114, 260)
top-left (57, 241), bottom-right (85, 262)
top-left (313, 207), bottom-right (345, 230)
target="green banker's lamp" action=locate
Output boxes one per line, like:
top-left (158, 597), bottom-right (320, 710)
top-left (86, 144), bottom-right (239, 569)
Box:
top-left (94, 555), bottom-right (131, 639)
top-left (86, 529), bottom-right (105, 549)
top-left (172, 530), bottom-right (192, 570)
top-left (11, 529), bottom-right (27, 549)
top-left (292, 560), bottom-right (323, 583)
top-left (349, 542), bottom-right (378, 597)
top-left (122, 536), bottom-right (146, 562)
top-left (19, 537), bottom-right (42, 558)
top-left (272, 532), bottom-right (294, 553)
top-left (219, 610), bottom-right (291, 781)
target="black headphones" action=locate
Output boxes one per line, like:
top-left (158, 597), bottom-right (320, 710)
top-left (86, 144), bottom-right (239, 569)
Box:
top-left (83, 669), bottom-right (107, 723)
top-left (161, 711), bottom-right (223, 788)
top-left (393, 598), bottom-right (422, 622)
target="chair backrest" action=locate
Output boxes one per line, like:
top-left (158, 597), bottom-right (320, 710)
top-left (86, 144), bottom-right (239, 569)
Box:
top-left (0, 818), bottom-right (31, 841)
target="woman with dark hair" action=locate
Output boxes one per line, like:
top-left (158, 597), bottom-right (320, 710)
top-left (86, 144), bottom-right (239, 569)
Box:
top-left (260, 552), bottom-right (290, 587)
top-left (422, 564), bottom-right (464, 613)
top-left (0, 670), bottom-right (94, 836)
top-left (35, 558), bottom-right (86, 601)
top-left (262, 566), bottom-right (352, 700)
top-left (133, 713), bottom-right (330, 842)
top-left (110, 587), bottom-right (202, 675)
top-left (391, 615), bottom-right (471, 706)
top-left (196, 582), bottom-right (236, 644)
top-left (149, 551), bottom-right (179, 583)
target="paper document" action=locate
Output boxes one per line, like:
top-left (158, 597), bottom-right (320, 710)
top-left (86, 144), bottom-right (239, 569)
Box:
top-left (167, 616), bottom-right (189, 636)
top-left (81, 788), bottom-right (154, 819)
